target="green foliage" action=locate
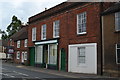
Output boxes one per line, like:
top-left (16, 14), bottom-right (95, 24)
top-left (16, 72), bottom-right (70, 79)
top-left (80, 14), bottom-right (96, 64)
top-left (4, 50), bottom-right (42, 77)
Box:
top-left (1, 31), bottom-right (8, 40)
top-left (6, 15), bottom-right (22, 37)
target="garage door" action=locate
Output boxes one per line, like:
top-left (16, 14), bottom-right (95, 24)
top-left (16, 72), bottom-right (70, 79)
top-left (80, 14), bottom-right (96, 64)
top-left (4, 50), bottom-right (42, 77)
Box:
top-left (68, 43), bottom-right (97, 74)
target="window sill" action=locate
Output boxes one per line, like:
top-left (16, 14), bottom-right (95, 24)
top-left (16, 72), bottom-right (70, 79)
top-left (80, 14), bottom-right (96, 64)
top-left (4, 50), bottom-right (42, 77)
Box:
top-left (77, 32), bottom-right (87, 36)
top-left (115, 30), bottom-right (120, 33)
top-left (53, 36), bottom-right (60, 39)
top-left (41, 38), bottom-right (46, 40)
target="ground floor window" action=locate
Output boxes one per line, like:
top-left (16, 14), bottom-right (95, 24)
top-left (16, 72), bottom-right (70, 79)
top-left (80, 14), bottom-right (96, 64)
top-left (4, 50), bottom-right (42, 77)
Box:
top-left (78, 47), bottom-right (86, 64)
top-left (36, 46), bottom-right (43, 63)
top-left (116, 44), bottom-right (120, 64)
top-left (49, 44), bottom-right (57, 65)
top-left (16, 51), bottom-right (20, 59)
top-left (24, 52), bottom-right (27, 60)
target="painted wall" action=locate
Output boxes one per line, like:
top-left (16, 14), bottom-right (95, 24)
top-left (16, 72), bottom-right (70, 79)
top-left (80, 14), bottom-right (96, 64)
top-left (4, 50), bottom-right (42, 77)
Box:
top-left (68, 43), bottom-right (97, 74)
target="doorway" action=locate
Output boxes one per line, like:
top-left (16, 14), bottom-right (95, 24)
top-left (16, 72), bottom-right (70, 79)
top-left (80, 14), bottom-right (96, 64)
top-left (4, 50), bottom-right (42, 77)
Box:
top-left (61, 48), bottom-right (66, 71)
top-left (30, 47), bottom-right (35, 66)
top-left (43, 45), bottom-right (48, 68)
top-left (21, 52), bottom-right (24, 63)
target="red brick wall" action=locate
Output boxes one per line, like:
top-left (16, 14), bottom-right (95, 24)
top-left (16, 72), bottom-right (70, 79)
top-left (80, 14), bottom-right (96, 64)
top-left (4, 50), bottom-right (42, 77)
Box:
top-left (28, 2), bottom-right (114, 74)
top-left (14, 40), bottom-right (28, 64)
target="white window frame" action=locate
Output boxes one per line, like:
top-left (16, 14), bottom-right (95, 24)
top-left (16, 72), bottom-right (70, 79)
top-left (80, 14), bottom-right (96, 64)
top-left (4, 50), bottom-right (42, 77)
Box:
top-left (115, 12), bottom-right (120, 31)
top-left (17, 40), bottom-right (20, 48)
top-left (35, 46), bottom-right (43, 63)
top-left (49, 44), bottom-right (57, 65)
top-left (24, 39), bottom-right (28, 47)
top-left (116, 44), bottom-right (120, 64)
top-left (77, 12), bottom-right (87, 34)
top-left (32, 27), bottom-right (36, 41)
top-left (77, 47), bottom-right (86, 64)
top-left (41, 24), bottom-right (46, 40)
top-left (53, 20), bottom-right (60, 38)
top-left (24, 52), bottom-right (27, 60)
top-left (16, 51), bottom-right (20, 59)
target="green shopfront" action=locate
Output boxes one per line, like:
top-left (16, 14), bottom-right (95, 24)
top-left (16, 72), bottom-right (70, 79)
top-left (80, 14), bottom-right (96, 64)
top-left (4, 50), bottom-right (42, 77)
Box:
top-left (35, 39), bottom-right (58, 70)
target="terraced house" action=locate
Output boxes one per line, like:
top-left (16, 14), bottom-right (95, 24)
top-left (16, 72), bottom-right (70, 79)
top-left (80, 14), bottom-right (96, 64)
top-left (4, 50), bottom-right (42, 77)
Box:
top-left (27, 2), bottom-right (115, 75)
top-left (101, 2), bottom-right (120, 77)
top-left (9, 25), bottom-right (29, 65)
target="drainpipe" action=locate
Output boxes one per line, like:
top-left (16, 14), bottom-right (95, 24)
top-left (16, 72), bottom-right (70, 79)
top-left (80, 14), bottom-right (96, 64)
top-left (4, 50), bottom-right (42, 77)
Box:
top-left (100, 2), bottom-right (103, 75)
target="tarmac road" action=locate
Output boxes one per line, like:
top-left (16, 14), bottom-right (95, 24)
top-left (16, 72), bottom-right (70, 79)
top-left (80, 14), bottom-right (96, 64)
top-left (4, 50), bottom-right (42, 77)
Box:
top-left (1, 62), bottom-right (66, 79)
top-left (1, 62), bottom-right (119, 80)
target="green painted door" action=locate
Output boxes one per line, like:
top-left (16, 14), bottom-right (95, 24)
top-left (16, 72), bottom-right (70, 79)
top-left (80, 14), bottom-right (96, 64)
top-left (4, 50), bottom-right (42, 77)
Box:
top-left (30, 47), bottom-right (35, 66)
top-left (61, 48), bottom-right (66, 71)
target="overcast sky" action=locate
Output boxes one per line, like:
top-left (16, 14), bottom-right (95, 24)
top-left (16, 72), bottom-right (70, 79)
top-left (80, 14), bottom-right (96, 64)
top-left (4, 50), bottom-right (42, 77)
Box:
top-left (0, 0), bottom-right (67, 32)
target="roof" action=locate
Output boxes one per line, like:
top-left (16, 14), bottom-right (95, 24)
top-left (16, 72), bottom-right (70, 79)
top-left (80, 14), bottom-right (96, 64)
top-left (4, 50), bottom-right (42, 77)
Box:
top-left (29, 2), bottom-right (86, 24)
top-left (9, 26), bottom-right (28, 41)
top-left (101, 2), bottom-right (120, 15)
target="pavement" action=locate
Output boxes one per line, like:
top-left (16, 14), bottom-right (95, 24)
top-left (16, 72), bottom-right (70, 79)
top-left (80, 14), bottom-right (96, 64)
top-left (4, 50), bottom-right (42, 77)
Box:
top-left (2, 62), bottom-right (120, 80)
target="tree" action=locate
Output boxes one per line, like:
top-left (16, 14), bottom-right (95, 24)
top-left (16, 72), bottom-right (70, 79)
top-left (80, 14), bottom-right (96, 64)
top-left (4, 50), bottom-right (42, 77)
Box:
top-left (6, 15), bottom-right (22, 37)
top-left (1, 31), bottom-right (8, 40)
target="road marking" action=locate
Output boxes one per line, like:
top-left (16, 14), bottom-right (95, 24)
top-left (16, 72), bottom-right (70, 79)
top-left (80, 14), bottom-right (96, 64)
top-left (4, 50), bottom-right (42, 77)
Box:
top-left (13, 71), bottom-right (29, 76)
top-left (2, 73), bottom-right (15, 78)
top-left (0, 67), bottom-right (6, 70)
top-left (16, 66), bottom-right (24, 68)
top-left (35, 77), bottom-right (39, 78)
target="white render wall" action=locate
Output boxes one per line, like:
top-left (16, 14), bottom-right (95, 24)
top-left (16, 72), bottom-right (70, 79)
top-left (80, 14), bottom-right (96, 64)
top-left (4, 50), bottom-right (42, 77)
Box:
top-left (68, 43), bottom-right (97, 74)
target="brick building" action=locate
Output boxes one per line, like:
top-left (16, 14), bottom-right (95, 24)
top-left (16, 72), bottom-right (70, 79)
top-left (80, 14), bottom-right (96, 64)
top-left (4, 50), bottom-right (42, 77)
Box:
top-left (101, 2), bottom-right (120, 77)
top-left (9, 25), bottom-right (29, 65)
top-left (27, 2), bottom-right (115, 75)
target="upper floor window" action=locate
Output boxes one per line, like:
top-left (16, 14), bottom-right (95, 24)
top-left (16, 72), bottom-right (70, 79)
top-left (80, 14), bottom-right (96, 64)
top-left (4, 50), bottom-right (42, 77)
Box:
top-left (53, 20), bottom-right (60, 38)
top-left (24, 39), bottom-right (28, 47)
top-left (77, 12), bottom-right (87, 34)
top-left (115, 12), bottom-right (120, 31)
top-left (32, 27), bottom-right (36, 41)
top-left (41, 24), bottom-right (46, 40)
top-left (17, 40), bottom-right (20, 48)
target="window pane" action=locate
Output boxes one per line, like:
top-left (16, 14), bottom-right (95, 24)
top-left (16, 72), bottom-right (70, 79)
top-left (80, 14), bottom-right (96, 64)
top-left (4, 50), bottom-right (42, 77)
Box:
top-left (32, 27), bottom-right (36, 41)
top-left (117, 49), bottom-right (120, 63)
top-left (36, 46), bottom-right (43, 63)
top-left (77, 12), bottom-right (87, 34)
top-left (49, 44), bottom-right (57, 64)
top-left (115, 12), bottom-right (120, 31)
top-left (53, 20), bottom-right (60, 37)
top-left (117, 44), bottom-right (120, 48)
top-left (42, 24), bottom-right (46, 39)
top-left (78, 47), bottom-right (85, 64)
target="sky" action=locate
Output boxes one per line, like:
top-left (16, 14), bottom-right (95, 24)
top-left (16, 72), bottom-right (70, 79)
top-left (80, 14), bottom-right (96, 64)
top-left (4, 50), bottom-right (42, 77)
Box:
top-left (0, 0), bottom-right (67, 32)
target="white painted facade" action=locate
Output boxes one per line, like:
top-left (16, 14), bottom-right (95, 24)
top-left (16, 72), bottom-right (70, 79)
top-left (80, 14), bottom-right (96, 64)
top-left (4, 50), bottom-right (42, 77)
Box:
top-left (68, 43), bottom-right (97, 74)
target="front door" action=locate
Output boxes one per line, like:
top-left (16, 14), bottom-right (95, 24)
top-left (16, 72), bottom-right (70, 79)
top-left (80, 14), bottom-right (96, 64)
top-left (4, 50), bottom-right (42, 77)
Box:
top-left (61, 48), bottom-right (66, 71)
top-left (30, 47), bottom-right (35, 66)
top-left (43, 45), bottom-right (48, 68)
top-left (21, 52), bottom-right (24, 63)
